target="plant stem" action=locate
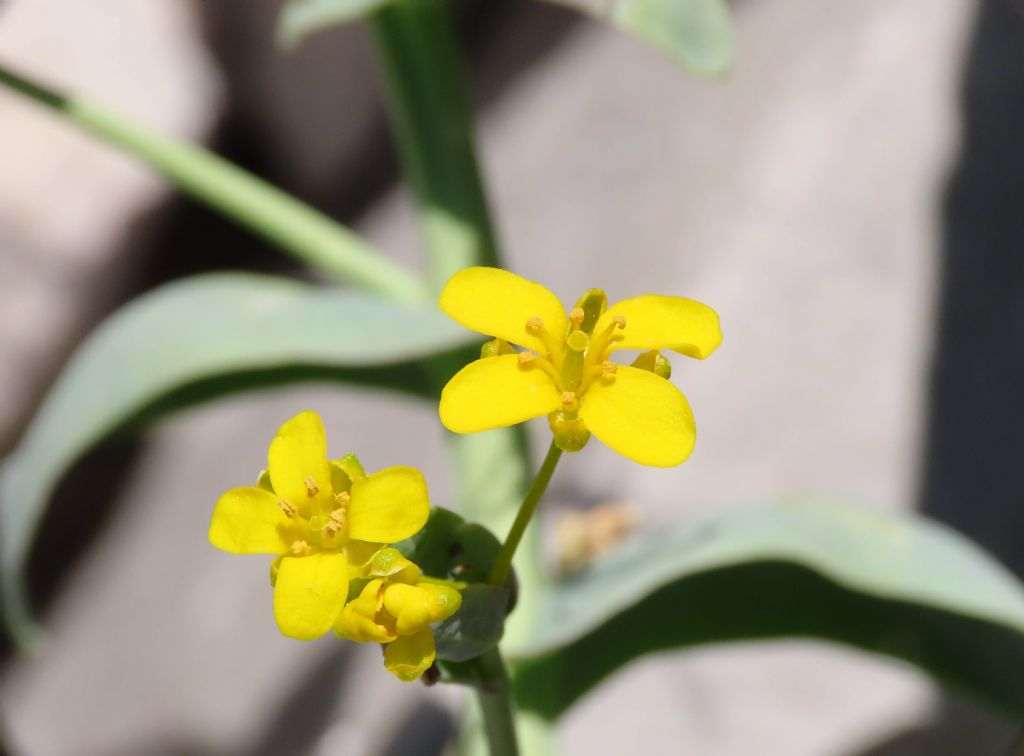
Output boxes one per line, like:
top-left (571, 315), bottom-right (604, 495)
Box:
top-left (0, 64), bottom-right (426, 304)
top-left (489, 442), bottom-right (563, 586)
top-left (367, 5), bottom-right (548, 754)
top-left (367, 0), bottom-right (500, 291)
top-left (474, 648), bottom-right (520, 756)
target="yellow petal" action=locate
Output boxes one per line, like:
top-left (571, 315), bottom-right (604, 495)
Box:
top-left (383, 628), bottom-right (437, 682)
top-left (596, 295), bottom-right (722, 359)
top-left (273, 552), bottom-right (349, 640)
top-left (439, 355), bottom-right (562, 434)
top-left (438, 267), bottom-right (567, 354)
top-left (383, 582), bottom-right (462, 636)
top-left (347, 466), bottom-right (430, 543)
top-left (209, 487), bottom-right (297, 555)
top-left (268, 411), bottom-right (334, 516)
top-left (334, 579), bottom-right (396, 643)
top-left (579, 365), bottom-right (696, 467)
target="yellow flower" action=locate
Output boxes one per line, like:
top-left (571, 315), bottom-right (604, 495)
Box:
top-left (335, 547), bottom-right (462, 682)
top-left (209, 410), bottom-right (430, 640)
top-left (438, 267), bottom-right (722, 467)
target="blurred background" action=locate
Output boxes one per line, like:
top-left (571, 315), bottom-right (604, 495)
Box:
top-left (2, 0), bottom-right (1024, 754)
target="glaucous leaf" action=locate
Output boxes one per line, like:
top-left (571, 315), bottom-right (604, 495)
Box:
top-left (548, 0), bottom-right (733, 78)
top-left (0, 273), bottom-right (475, 646)
top-left (512, 502), bottom-right (1024, 723)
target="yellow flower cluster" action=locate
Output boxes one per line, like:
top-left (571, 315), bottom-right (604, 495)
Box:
top-left (209, 410), bottom-right (460, 682)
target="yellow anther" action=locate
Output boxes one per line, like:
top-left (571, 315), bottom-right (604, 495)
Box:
top-left (290, 540), bottom-right (310, 556)
top-left (601, 361), bottom-right (618, 376)
top-left (304, 477), bottom-right (320, 497)
top-left (333, 490), bottom-right (351, 506)
top-left (561, 391), bottom-right (577, 407)
top-left (612, 314), bottom-right (627, 329)
top-left (324, 514), bottom-right (345, 537)
top-left (518, 352), bottom-right (534, 366)
top-left (570, 307), bottom-right (585, 329)
top-left (525, 316), bottom-right (544, 332)
top-left (278, 499), bottom-right (298, 518)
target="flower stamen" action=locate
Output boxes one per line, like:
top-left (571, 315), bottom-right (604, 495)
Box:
top-left (525, 315), bottom-right (564, 364)
top-left (569, 307), bottom-right (585, 330)
top-left (518, 351), bottom-right (563, 387)
top-left (278, 499), bottom-right (298, 518)
top-left (323, 508), bottom-right (346, 538)
top-left (290, 539), bottom-right (310, 556)
top-left (304, 477), bottom-right (320, 497)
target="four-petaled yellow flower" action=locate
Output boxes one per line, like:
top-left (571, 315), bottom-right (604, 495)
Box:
top-left (335, 547), bottom-right (461, 681)
top-left (438, 267), bottom-right (722, 467)
top-left (209, 410), bottom-right (430, 641)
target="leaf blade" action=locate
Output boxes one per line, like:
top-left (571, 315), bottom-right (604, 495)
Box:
top-left (0, 273), bottom-right (474, 645)
top-left (511, 502), bottom-right (1024, 722)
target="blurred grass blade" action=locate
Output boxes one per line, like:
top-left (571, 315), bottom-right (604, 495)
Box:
top-left (278, 0), bottom-right (392, 48)
top-left (0, 273), bottom-right (474, 647)
top-left (0, 64), bottom-right (426, 305)
top-left (548, 0), bottom-right (734, 78)
top-left (512, 502), bottom-right (1024, 722)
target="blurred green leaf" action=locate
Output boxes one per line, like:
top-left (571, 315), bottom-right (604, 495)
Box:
top-left (511, 502), bottom-right (1024, 722)
top-left (278, 0), bottom-right (392, 48)
top-left (549, 0), bottom-right (734, 78)
top-left (0, 273), bottom-right (476, 646)
top-left (0, 65), bottom-right (425, 304)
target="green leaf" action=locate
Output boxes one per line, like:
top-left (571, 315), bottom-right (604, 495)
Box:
top-left (549, 0), bottom-right (734, 78)
top-left (0, 65), bottom-right (425, 304)
top-left (0, 273), bottom-right (474, 646)
top-left (511, 502), bottom-right (1024, 723)
top-left (277, 0), bottom-right (392, 48)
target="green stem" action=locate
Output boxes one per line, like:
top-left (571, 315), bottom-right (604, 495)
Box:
top-left (367, 5), bottom-right (548, 754)
top-left (367, 0), bottom-right (500, 291)
top-left (474, 648), bottom-right (520, 756)
top-left (0, 64), bottom-right (426, 305)
top-left (489, 442), bottom-right (563, 586)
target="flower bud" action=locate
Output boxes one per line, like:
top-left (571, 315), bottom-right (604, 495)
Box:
top-left (480, 338), bottom-right (515, 359)
top-left (571, 288), bottom-right (607, 335)
top-left (631, 350), bottom-right (672, 380)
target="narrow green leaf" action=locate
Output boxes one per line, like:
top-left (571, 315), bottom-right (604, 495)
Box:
top-left (549, 0), bottom-right (734, 78)
top-left (278, 0), bottom-right (392, 48)
top-left (0, 273), bottom-right (474, 646)
top-left (511, 502), bottom-right (1024, 722)
top-left (0, 64), bottom-right (426, 304)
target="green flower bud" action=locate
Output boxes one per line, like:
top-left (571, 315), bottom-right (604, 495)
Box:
top-left (570, 288), bottom-right (607, 335)
top-left (631, 349), bottom-right (672, 380)
top-left (480, 338), bottom-right (515, 359)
